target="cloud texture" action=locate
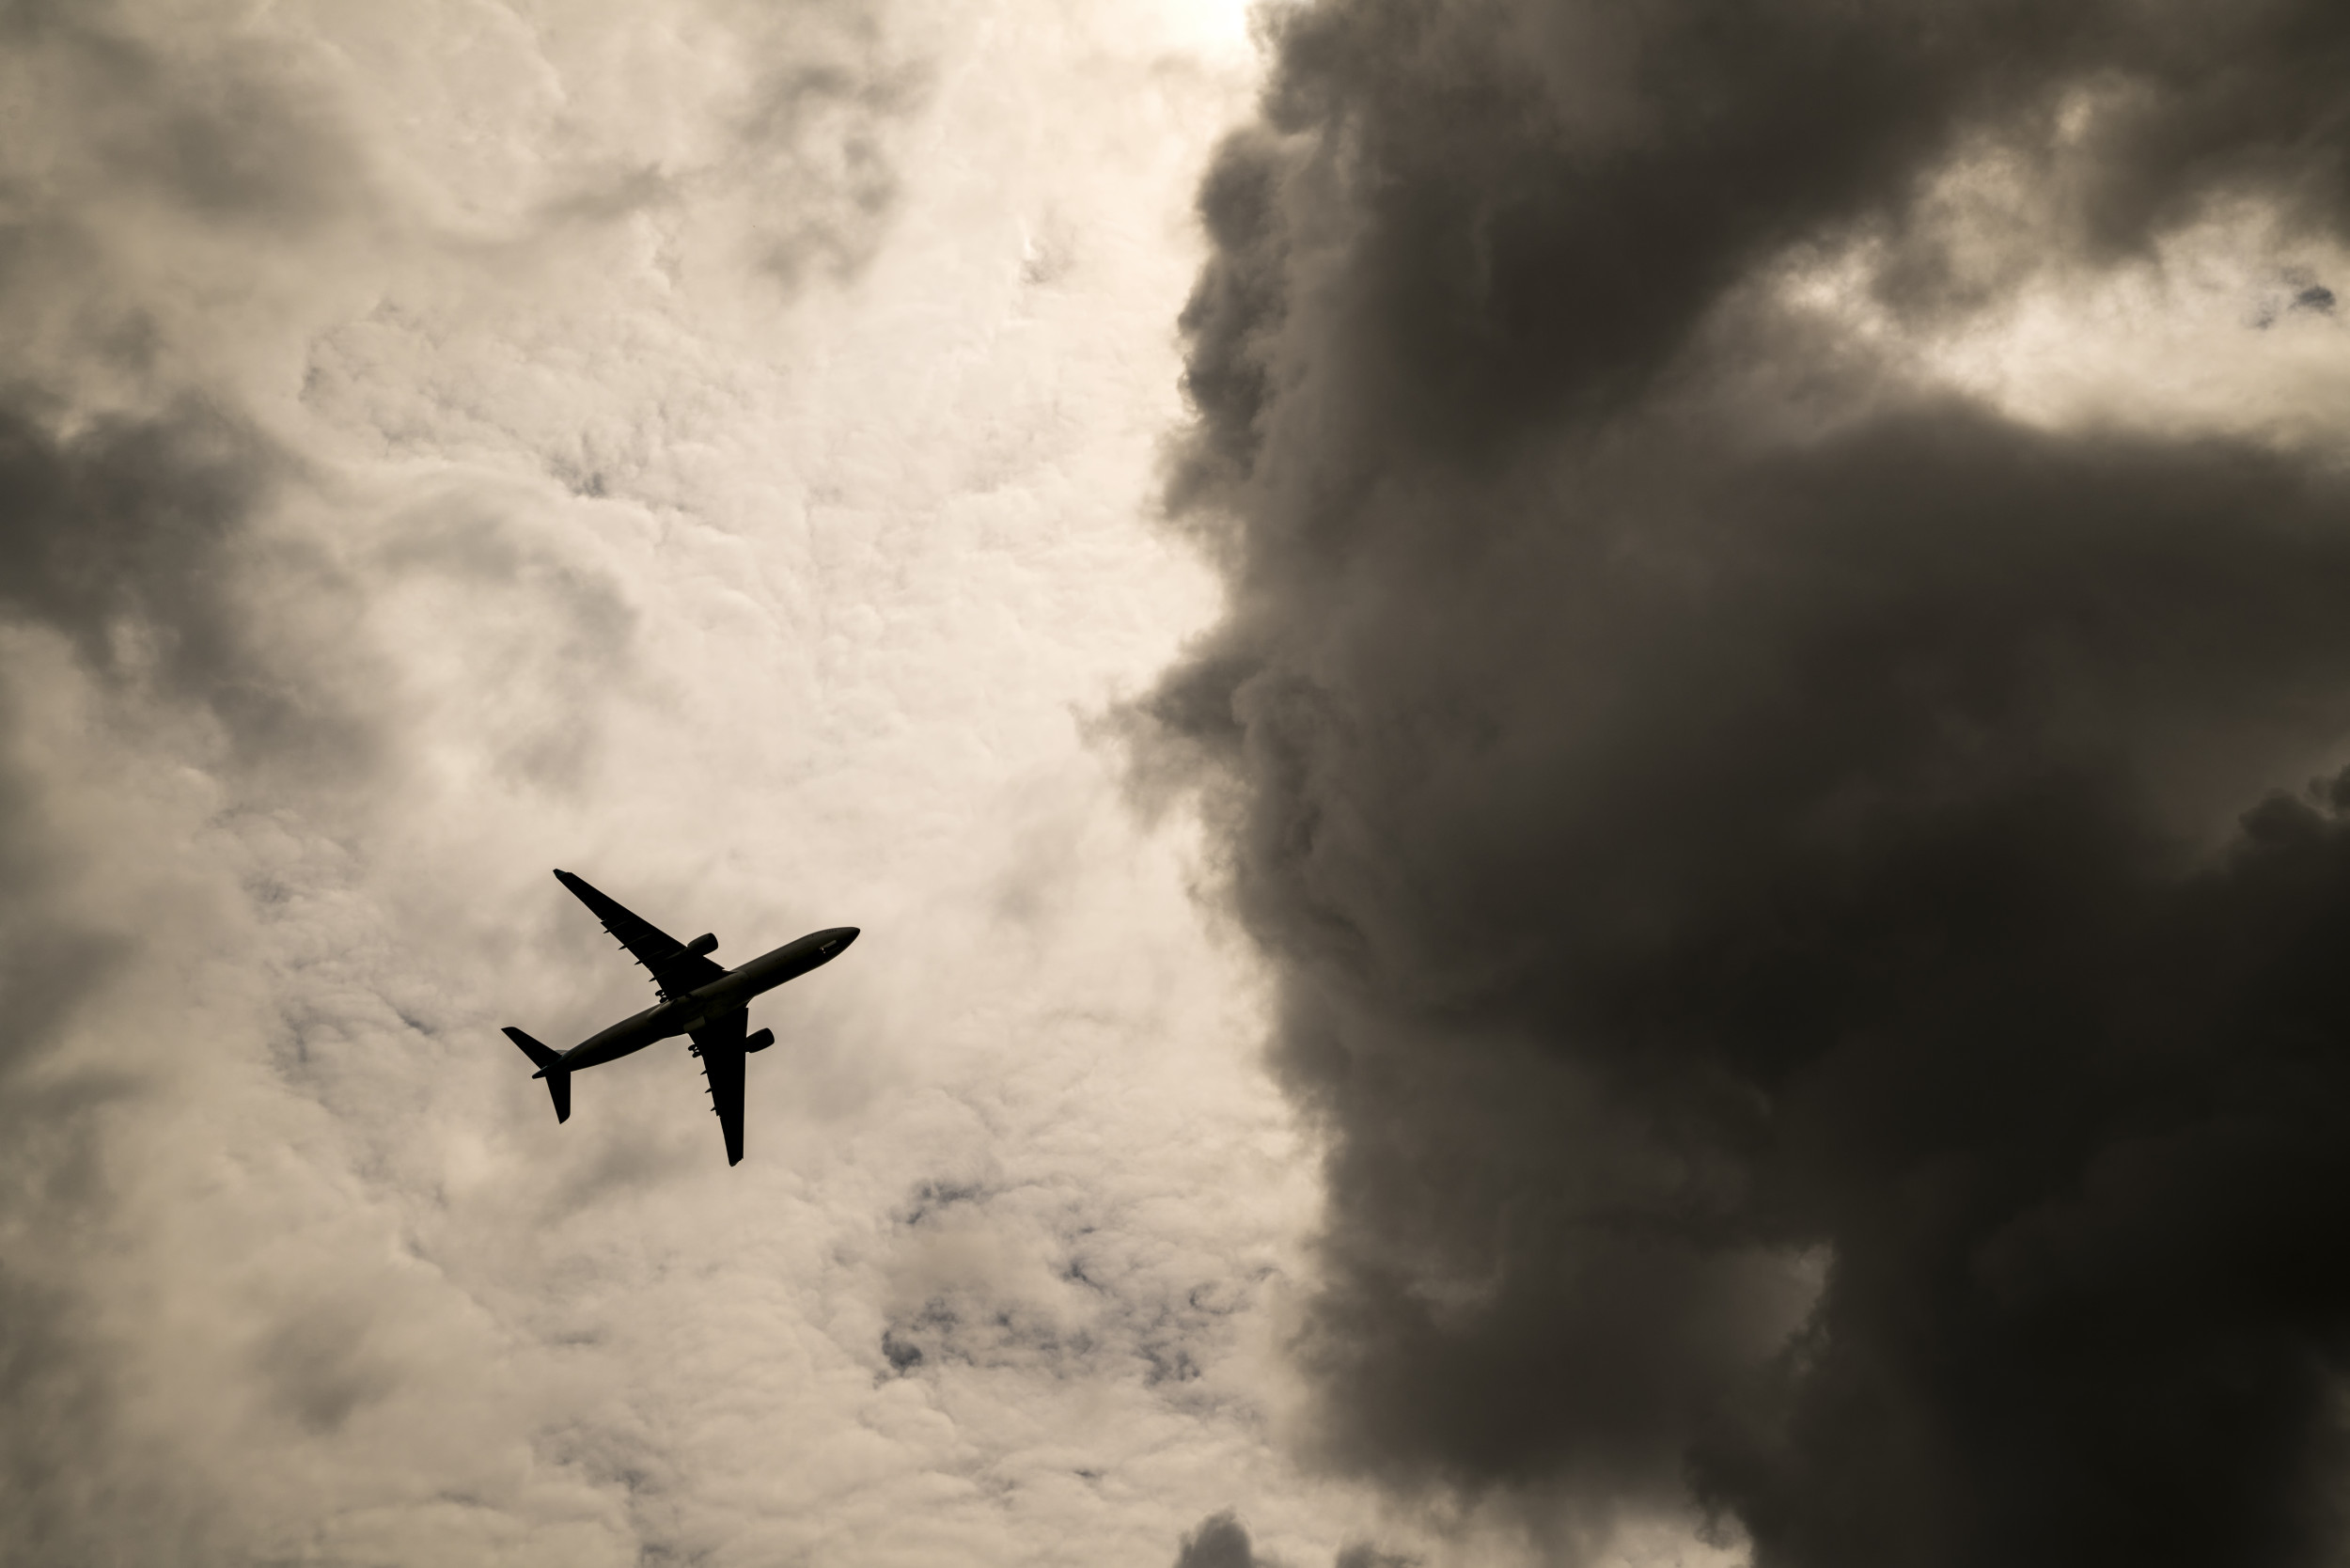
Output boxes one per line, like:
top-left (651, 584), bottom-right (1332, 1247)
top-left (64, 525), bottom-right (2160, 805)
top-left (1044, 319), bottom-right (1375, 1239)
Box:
top-left (0, 2), bottom-right (1395, 1565)
top-left (1145, 2), bottom-right (2350, 1563)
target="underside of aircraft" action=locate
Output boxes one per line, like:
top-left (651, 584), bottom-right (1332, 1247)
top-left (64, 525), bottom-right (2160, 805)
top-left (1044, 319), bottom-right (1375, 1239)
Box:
top-left (502, 870), bottom-right (856, 1166)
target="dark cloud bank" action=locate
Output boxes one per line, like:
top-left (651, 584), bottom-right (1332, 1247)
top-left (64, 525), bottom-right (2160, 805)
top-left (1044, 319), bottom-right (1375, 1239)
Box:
top-left (1148, 3), bottom-right (2350, 1565)
top-left (0, 396), bottom-right (307, 1563)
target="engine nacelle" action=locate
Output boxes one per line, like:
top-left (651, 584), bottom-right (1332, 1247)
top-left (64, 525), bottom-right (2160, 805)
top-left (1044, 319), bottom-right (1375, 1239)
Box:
top-left (744, 1027), bottom-right (775, 1054)
top-left (682, 933), bottom-right (718, 957)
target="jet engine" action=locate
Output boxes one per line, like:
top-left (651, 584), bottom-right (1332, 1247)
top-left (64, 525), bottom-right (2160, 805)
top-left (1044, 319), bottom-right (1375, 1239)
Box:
top-left (683, 933), bottom-right (718, 956)
top-left (744, 1027), bottom-right (775, 1053)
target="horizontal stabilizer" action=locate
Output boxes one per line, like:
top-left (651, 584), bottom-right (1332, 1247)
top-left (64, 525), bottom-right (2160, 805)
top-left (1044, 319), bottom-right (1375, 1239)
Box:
top-left (503, 1027), bottom-right (571, 1123)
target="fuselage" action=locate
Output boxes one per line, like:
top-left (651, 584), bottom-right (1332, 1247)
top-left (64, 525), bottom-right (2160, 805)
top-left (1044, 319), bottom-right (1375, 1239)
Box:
top-left (560, 926), bottom-right (859, 1071)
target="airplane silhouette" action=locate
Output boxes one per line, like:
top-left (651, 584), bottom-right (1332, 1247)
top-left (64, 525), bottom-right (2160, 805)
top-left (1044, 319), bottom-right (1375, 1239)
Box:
top-left (504, 870), bottom-right (857, 1165)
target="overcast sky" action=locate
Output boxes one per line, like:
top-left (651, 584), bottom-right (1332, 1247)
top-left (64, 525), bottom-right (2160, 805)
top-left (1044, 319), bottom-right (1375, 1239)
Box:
top-left (9, 3), bottom-right (2350, 1567)
top-left (0, 1), bottom-right (1381, 1563)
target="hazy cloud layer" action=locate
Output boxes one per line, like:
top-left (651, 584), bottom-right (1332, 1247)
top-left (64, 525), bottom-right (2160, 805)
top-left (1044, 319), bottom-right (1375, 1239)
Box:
top-left (0, 2), bottom-right (1397, 1565)
top-left (1146, 2), bottom-right (2350, 1564)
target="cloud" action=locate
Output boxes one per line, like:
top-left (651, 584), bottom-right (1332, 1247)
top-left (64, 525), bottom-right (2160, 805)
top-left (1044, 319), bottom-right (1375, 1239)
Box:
top-left (1171, 1509), bottom-right (1416, 1568)
top-left (0, 22), bottom-right (420, 1546)
top-left (1142, 2), bottom-right (2350, 1564)
top-left (1178, 1510), bottom-right (1268, 1568)
top-left (0, 2), bottom-right (1384, 1565)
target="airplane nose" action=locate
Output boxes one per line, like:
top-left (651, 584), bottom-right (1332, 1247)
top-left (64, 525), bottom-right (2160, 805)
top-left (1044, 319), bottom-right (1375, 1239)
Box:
top-left (836, 927), bottom-right (860, 948)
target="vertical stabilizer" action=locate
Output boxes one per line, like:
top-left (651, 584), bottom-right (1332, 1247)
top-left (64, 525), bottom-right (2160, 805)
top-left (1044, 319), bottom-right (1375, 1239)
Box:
top-left (503, 1027), bottom-right (572, 1123)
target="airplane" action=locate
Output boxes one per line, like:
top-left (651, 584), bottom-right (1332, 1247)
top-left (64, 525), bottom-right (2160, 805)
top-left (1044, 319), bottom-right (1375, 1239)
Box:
top-left (502, 870), bottom-right (858, 1166)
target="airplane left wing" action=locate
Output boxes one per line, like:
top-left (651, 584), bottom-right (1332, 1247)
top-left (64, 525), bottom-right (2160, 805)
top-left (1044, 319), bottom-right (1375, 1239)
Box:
top-left (689, 1007), bottom-right (748, 1166)
top-left (555, 870), bottom-right (726, 997)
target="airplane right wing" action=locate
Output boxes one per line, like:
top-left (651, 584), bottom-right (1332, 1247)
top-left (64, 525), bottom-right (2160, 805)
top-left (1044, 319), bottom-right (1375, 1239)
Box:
top-left (555, 869), bottom-right (726, 997)
top-left (688, 1007), bottom-right (748, 1167)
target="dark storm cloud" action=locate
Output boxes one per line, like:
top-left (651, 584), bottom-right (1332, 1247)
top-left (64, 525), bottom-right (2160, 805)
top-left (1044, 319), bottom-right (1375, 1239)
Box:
top-left (0, 396), bottom-right (320, 1564)
top-left (1144, 2), bottom-right (2350, 1565)
top-left (0, 400), bottom-right (321, 748)
top-left (1169, 1510), bottom-right (1413, 1568)
top-left (0, 12), bottom-right (384, 1560)
top-left (1176, 1510), bottom-right (1264, 1568)
top-left (0, 0), bottom-right (364, 231)
top-left (0, 393), bottom-right (307, 1568)
top-left (0, 0), bottom-right (381, 774)
top-left (1173, 0), bottom-right (2350, 518)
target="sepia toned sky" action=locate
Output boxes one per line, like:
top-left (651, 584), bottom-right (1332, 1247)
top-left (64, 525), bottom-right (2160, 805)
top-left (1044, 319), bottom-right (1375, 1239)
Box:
top-left (10, 3), bottom-right (2350, 1567)
top-left (0, 1), bottom-right (1378, 1563)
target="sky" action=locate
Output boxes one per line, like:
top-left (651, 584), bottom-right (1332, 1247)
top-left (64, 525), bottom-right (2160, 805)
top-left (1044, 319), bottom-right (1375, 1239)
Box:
top-left (0, 1), bottom-right (1370, 1563)
top-left (9, 3), bottom-right (2350, 1568)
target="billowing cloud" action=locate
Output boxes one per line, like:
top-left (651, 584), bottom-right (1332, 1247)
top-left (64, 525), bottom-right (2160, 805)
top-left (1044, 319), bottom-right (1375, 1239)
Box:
top-left (1179, 1510), bottom-right (1271, 1568)
top-left (1143, 2), bottom-right (2350, 1564)
top-left (1172, 1507), bottom-right (1415, 1568)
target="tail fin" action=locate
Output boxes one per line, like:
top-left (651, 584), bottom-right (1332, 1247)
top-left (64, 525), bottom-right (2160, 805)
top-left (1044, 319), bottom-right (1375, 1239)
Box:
top-left (503, 1027), bottom-right (572, 1123)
